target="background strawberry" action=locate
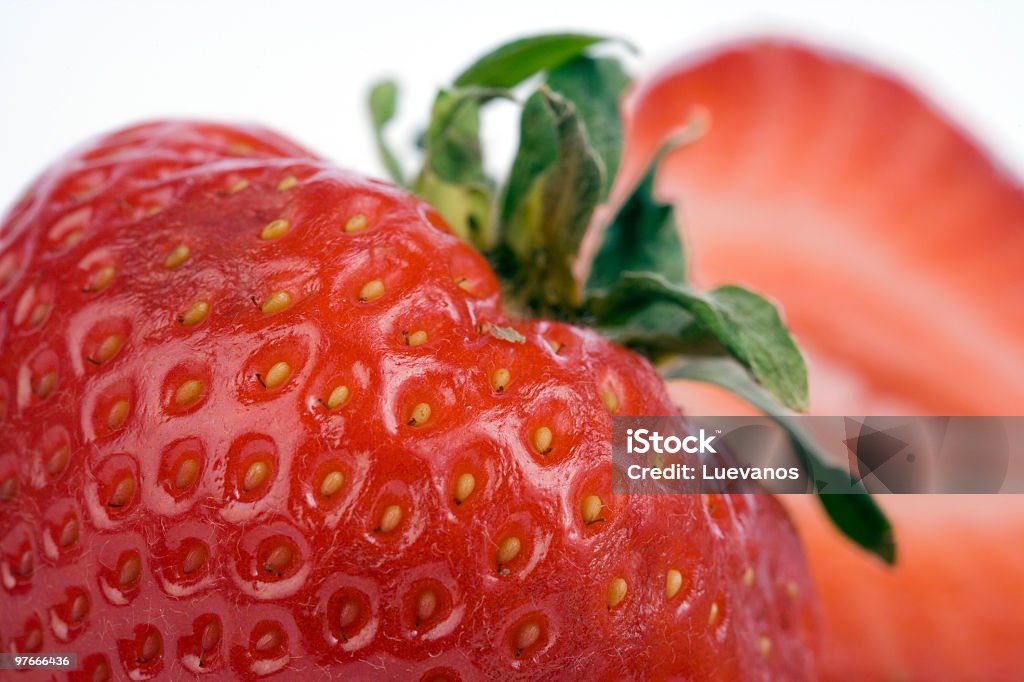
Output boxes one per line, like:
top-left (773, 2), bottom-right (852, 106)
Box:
top-left (624, 40), bottom-right (1024, 680)
top-left (0, 116), bottom-right (819, 680)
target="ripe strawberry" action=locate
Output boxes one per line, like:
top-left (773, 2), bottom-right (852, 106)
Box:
top-left (0, 120), bottom-right (818, 680)
top-left (624, 40), bottom-right (1024, 680)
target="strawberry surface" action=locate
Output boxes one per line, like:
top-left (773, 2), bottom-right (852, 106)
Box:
top-left (625, 41), bottom-right (1024, 680)
top-left (0, 122), bottom-right (816, 680)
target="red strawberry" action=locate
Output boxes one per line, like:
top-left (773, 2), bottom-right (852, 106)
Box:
top-left (624, 40), bottom-right (1024, 680)
top-left (0, 120), bottom-right (817, 680)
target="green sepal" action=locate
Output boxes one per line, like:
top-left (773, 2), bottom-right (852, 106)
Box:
top-left (368, 80), bottom-right (405, 185)
top-left (589, 272), bottom-right (809, 412)
top-left (501, 87), bottom-right (603, 314)
top-left (664, 356), bottom-right (896, 564)
top-left (546, 56), bottom-right (630, 198)
top-left (454, 33), bottom-right (614, 88)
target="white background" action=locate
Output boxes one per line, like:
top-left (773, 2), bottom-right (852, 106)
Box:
top-left (0, 0), bottom-right (1021, 210)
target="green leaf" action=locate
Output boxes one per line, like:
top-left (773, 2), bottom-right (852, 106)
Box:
top-left (414, 88), bottom-right (509, 247)
top-left (368, 80), bottom-right (405, 185)
top-left (501, 87), bottom-right (604, 312)
top-left (454, 33), bottom-right (611, 89)
top-left (590, 272), bottom-right (809, 412)
top-left (585, 145), bottom-right (685, 293)
top-left (665, 356), bottom-right (895, 564)
top-left (546, 56), bottom-right (630, 197)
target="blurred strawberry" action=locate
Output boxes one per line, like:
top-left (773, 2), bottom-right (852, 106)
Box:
top-left (625, 40), bottom-right (1024, 680)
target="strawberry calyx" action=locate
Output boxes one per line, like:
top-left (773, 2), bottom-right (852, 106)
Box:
top-left (369, 33), bottom-right (893, 563)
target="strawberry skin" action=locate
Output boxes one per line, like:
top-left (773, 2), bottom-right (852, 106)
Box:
top-left (0, 121), bottom-right (817, 679)
top-left (625, 41), bottom-right (1024, 680)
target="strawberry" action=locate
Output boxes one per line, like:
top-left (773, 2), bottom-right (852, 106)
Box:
top-left (0, 111), bottom-right (821, 680)
top-left (624, 40), bottom-right (1024, 680)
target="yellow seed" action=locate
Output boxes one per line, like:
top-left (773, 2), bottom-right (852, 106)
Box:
top-left (228, 178), bottom-right (249, 194)
top-left (607, 577), bottom-right (628, 609)
top-left (326, 385), bottom-right (350, 409)
top-left (118, 554), bottom-right (141, 586)
top-left (453, 473), bottom-right (475, 504)
top-left (708, 601), bottom-right (720, 627)
top-left (95, 334), bottom-right (123, 364)
top-left (107, 399), bottom-right (129, 429)
top-left (47, 446), bottom-right (70, 477)
top-left (174, 379), bottom-right (204, 407)
top-left (547, 339), bottom-right (563, 354)
top-left (145, 205), bottom-right (163, 217)
top-left (89, 265), bottom-right (116, 291)
top-left (69, 593), bottom-right (88, 621)
top-left (175, 457), bottom-right (200, 490)
top-left (665, 569), bottom-right (683, 600)
top-left (377, 504), bottom-right (402, 533)
top-left (456, 277), bottom-right (473, 292)
top-left (344, 214), bottom-right (368, 233)
top-left (262, 361), bottom-right (291, 389)
top-left (533, 426), bottom-right (553, 454)
top-left (491, 368), bottom-right (511, 392)
top-left (264, 544), bottom-right (292, 573)
top-left (581, 494), bottom-right (603, 524)
top-left (408, 402), bottom-right (431, 426)
top-left (515, 621), bottom-right (540, 652)
top-left (108, 476), bottom-right (135, 507)
top-left (243, 460), bottom-right (270, 491)
top-left (416, 590), bottom-right (437, 622)
top-left (320, 470), bottom-right (345, 497)
top-left (743, 566), bottom-right (755, 589)
top-left (759, 636), bottom-right (772, 659)
top-left (277, 175), bottom-right (299, 192)
top-left (163, 243), bottom-right (190, 269)
top-left (260, 290), bottom-right (292, 314)
top-left (496, 536), bottom-right (522, 566)
top-left (64, 230), bottom-right (83, 247)
top-left (59, 518), bottom-right (79, 547)
top-left (359, 279), bottom-right (385, 302)
top-left (338, 600), bottom-right (360, 629)
top-left (183, 545), bottom-right (208, 574)
top-left (260, 219), bottom-right (290, 240)
top-left (179, 300), bottom-right (210, 326)
top-left (29, 302), bottom-right (50, 327)
top-left (786, 581), bottom-right (799, 602)
top-left (34, 371), bottom-right (58, 399)
top-left (405, 330), bottom-right (428, 347)
top-left (228, 142), bottom-right (253, 156)
top-left (601, 388), bottom-right (619, 413)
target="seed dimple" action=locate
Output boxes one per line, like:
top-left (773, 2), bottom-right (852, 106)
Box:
top-left (405, 330), bottom-right (428, 347)
top-left (408, 402), bottom-right (431, 426)
top-left (601, 388), bottom-right (619, 413)
top-left (491, 368), bottom-right (511, 392)
top-left (376, 504), bottom-right (402, 533)
top-left (708, 601), bottom-right (720, 627)
top-left (759, 636), bottom-right (772, 659)
top-left (243, 460), bottom-right (270, 492)
top-left (93, 334), bottom-right (124, 364)
top-left (175, 457), bottom-right (200, 490)
top-left (416, 590), bottom-right (437, 623)
top-left (179, 300), bottom-right (210, 327)
top-left (325, 385), bottom-right (350, 409)
top-left (107, 399), bottom-right (130, 430)
top-left (533, 427), bottom-right (553, 455)
top-left (260, 291), bottom-right (292, 314)
top-left (118, 553), bottom-right (142, 587)
top-left (163, 243), bottom-right (190, 269)
top-left (88, 265), bottom-right (116, 292)
top-left (344, 214), bottom-right (368, 233)
top-left (34, 371), bottom-right (57, 399)
top-left (359, 279), bottom-right (385, 302)
top-left (261, 361), bottom-right (292, 390)
top-left (665, 569), bottom-right (683, 600)
top-left (107, 475), bottom-right (135, 508)
top-left (515, 621), bottom-right (540, 655)
top-left (496, 536), bottom-right (521, 569)
top-left (174, 379), bottom-right (204, 407)
top-left (319, 470), bottom-right (345, 497)
top-left (277, 175), bottom-right (299, 192)
top-left (607, 577), bottom-right (628, 609)
top-left (581, 494), bottom-right (603, 524)
top-left (260, 219), bottom-right (290, 240)
top-left (453, 473), bottom-right (475, 505)
top-left (183, 544), bottom-right (208, 574)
